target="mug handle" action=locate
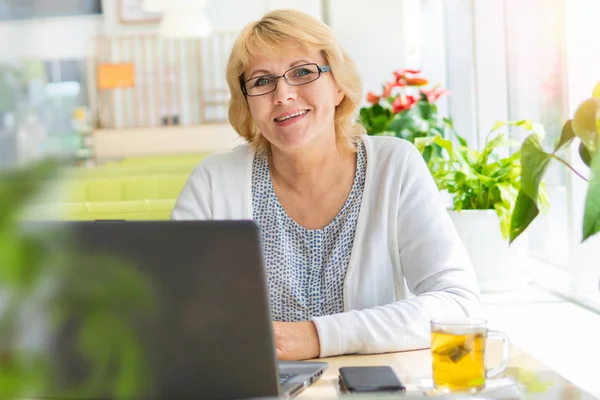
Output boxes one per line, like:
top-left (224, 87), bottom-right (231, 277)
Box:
top-left (486, 330), bottom-right (511, 379)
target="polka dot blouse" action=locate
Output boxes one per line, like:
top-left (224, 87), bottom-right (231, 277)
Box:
top-left (251, 140), bottom-right (367, 322)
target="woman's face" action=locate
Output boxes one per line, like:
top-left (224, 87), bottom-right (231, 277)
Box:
top-left (244, 47), bottom-right (345, 153)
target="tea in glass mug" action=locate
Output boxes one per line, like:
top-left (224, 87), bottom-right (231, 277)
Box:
top-left (430, 318), bottom-right (510, 393)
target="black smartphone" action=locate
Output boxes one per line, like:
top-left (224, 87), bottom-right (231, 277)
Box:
top-left (339, 366), bottom-right (406, 393)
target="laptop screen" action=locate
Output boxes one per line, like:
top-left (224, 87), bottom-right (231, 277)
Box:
top-left (11, 220), bottom-right (281, 400)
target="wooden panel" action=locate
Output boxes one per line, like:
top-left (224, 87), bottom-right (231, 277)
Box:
top-left (92, 124), bottom-right (241, 161)
top-left (197, 38), bottom-right (206, 124)
top-left (90, 32), bottom-right (234, 129)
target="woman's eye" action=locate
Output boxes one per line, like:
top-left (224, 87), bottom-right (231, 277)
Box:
top-left (255, 77), bottom-right (273, 87)
top-left (293, 68), bottom-right (313, 77)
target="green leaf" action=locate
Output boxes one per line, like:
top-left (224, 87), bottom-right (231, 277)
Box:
top-left (369, 103), bottom-right (386, 117)
top-left (454, 133), bottom-right (468, 147)
top-left (490, 120), bottom-right (507, 132)
top-left (592, 81), bottom-right (600, 99)
top-left (433, 136), bottom-right (454, 157)
top-left (481, 135), bottom-right (521, 160)
top-left (414, 136), bottom-right (435, 153)
top-left (416, 135), bottom-right (454, 157)
top-left (488, 164), bottom-right (512, 180)
top-left (531, 123), bottom-right (546, 140)
top-left (538, 182), bottom-right (551, 213)
top-left (509, 134), bottom-right (553, 243)
top-left (460, 147), bottom-right (481, 166)
top-left (486, 134), bottom-right (521, 150)
top-left (497, 182), bottom-right (518, 207)
top-left (359, 107), bottom-right (372, 131)
top-left (387, 111), bottom-right (428, 134)
top-left (421, 145), bottom-right (434, 164)
top-left (415, 101), bottom-right (435, 120)
top-left (583, 145), bottom-right (600, 241)
top-left (371, 115), bottom-right (389, 134)
top-left (554, 119), bottom-right (575, 152)
top-left (490, 119), bottom-right (533, 133)
top-left (494, 202), bottom-right (512, 240)
top-left (499, 151), bottom-right (521, 167)
top-left (572, 98), bottom-right (600, 153)
top-left (360, 104), bottom-right (392, 135)
top-left (514, 120), bottom-right (534, 130)
top-left (0, 159), bottom-right (61, 225)
top-left (444, 118), bottom-right (468, 146)
top-left (580, 142), bottom-right (592, 167)
top-left (496, 182), bottom-right (519, 240)
top-left (520, 134), bottom-right (552, 202)
top-left (472, 171), bottom-right (495, 185)
top-left (510, 191), bottom-right (540, 243)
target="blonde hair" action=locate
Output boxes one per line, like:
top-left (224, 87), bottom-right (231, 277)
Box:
top-left (225, 9), bottom-right (365, 152)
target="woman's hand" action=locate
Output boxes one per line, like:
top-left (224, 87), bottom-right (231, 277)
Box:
top-left (273, 321), bottom-right (321, 360)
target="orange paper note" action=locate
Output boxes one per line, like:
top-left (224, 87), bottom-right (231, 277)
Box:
top-left (97, 63), bottom-right (136, 89)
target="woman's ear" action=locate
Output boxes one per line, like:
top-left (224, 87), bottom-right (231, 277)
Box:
top-left (335, 87), bottom-right (345, 106)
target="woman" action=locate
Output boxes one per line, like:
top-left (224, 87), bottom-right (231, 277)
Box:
top-left (172, 9), bottom-right (480, 361)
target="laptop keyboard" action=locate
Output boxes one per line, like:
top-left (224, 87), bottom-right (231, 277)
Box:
top-left (279, 373), bottom-right (298, 385)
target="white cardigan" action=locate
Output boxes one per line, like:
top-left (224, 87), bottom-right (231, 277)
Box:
top-left (171, 135), bottom-right (480, 357)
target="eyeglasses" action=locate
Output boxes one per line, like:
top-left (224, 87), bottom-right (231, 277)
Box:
top-left (242, 63), bottom-right (332, 97)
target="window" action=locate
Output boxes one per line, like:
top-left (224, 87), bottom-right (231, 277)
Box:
top-left (0, 0), bottom-right (102, 21)
top-left (421, 0), bottom-right (600, 309)
top-left (0, 58), bottom-right (90, 164)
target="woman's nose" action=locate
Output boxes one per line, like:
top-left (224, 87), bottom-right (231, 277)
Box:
top-left (272, 78), bottom-right (297, 104)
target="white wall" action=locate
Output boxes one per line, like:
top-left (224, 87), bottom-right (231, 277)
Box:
top-left (267, 0), bottom-right (322, 19)
top-left (420, 0), bottom-right (448, 117)
top-left (472, 0), bottom-right (509, 144)
top-left (208, 0), bottom-right (268, 31)
top-left (101, 0), bottom-right (271, 34)
top-left (0, 15), bottom-right (103, 60)
top-left (0, 0), bottom-right (266, 60)
top-left (100, 0), bottom-right (158, 35)
top-left (329, 0), bottom-right (409, 101)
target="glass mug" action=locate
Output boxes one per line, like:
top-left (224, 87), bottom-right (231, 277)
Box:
top-left (430, 317), bottom-right (510, 393)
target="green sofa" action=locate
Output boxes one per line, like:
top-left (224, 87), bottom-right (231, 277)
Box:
top-left (65, 175), bottom-right (189, 203)
top-left (27, 199), bottom-right (176, 221)
top-left (23, 153), bottom-right (210, 221)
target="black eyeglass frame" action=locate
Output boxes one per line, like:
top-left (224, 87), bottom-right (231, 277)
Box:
top-left (241, 63), bottom-right (332, 97)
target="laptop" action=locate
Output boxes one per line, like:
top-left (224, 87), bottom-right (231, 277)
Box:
top-left (23, 220), bottom-right (326, 400)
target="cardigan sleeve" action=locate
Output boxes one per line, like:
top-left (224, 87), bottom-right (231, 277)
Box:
top-left (170, 166), bottom-right (213, 220)
top-left (312, 142), bottom-right (480, 358)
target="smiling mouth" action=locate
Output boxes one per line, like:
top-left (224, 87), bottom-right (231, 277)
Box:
top-left (274, 110), bottom-right (309, 123)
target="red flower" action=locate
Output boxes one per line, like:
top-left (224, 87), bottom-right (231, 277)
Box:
top-left (366, 91), bottom-right (381, 104)
top-left (421, 86), bottom-right (450, 103)
top-left (383, 81), bottom-right (404, 98)
top-left (404, 77), bottom-right (429, 86)
top-left (394, 68), bottom-right (429, 87)
top-left (393, 69), bottom-right (422, 81)
top-left (391, 94), bottom-right (417, 113)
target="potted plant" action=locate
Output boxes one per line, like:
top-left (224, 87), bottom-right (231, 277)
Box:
top-left (359, 69), bottom-right (454, 163)
top-left (360, 69), bottom-right (556, 291)
top-left (510, 83), bottom-right (600, 243)
top-left (415, 121), bottom-right (549, 292)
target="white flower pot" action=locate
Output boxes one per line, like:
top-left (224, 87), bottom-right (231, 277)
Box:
top-left (448, 209), bottom-right (529, 293)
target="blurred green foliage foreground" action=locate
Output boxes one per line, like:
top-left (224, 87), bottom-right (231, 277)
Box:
top-left (0, 160), bottom-right (157, 399)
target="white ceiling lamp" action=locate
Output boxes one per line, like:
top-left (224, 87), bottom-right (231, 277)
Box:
top-left (159, 6), bottom-right (212, 38)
